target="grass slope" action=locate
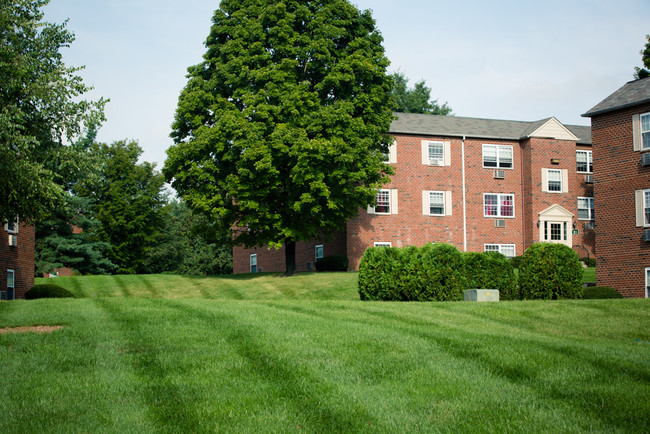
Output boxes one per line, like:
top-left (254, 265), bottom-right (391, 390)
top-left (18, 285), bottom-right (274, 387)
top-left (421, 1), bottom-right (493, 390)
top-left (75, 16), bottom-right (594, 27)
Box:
top-left (1, 272), bottom-right (648, 433)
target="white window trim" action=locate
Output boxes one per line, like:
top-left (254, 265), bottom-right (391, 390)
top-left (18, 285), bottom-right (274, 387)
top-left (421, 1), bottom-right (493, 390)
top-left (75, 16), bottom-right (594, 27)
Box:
top-left (422, 190), bottom-right (452, 216)
top-left (367, 189), bottom-right (398, 215)
top-left (4, 220), bottom-right (18, 234)
top-left (576, 150), bottom-right (593, 174)
top-left (634, 113), bottom-right (650, 151)
top-left (542, 168), bottom-right (569, 193)
top-left (645, 267), bottom-right (650, 298)
top-left (315, 245), bottom-right (324, 261)
top-left (7, 269), bottom-right (15, 289)
top-left (421, 140), bottom-right (451, 166)
top-left (635, 189), bottom-right (650, 227)
top-left (382, 143), bottom-right (397, 164)
top-left (483, 193), bottom-right (515, 219)
top-left (577, 197), bottom-right (594, 221)
top-left (482, 144), bottom-right (514, 169)
top-left (484, 244), bottom-right (516, 258)
top-left (250, 254), bottom-right (257, 273)
top-left (374, 242), bottom-right (392, 247)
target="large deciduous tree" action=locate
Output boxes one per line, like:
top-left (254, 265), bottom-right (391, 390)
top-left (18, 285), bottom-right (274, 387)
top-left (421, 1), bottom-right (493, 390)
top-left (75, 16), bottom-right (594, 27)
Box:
top-left (389, 72), bottom-right (452, 115)
top-left (634, 34), bottom-right (650, 80)
top-left (164, 0), bottom-right (394, 275)
top-left (0, 0), bottom-right (106, 223)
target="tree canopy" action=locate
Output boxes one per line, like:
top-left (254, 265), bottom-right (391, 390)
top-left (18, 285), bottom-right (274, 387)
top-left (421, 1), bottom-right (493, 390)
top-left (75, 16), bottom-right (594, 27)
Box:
top-left (0, 0), bottom-right (106, 223)
top-left (389, 72), bottom-right (452, 115)
top-left (164, 0), bottom-right (394, 275)
top-left (634, 34), bottom-right (650, 80)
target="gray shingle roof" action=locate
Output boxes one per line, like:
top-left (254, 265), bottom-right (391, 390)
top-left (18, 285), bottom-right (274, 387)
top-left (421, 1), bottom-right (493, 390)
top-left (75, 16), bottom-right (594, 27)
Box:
top-left (390, 113), bottom-right (591, 145)
top-left (582, 77), bottom-right (650, 117)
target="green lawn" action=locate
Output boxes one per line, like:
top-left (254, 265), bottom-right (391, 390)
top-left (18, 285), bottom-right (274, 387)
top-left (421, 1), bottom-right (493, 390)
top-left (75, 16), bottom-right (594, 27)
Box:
top-left (1, 272), bottom-right (648, 433)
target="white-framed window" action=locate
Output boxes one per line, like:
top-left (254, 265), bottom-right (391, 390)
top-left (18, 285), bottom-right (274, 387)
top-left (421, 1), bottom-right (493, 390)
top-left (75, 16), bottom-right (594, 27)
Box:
top-left (368, 189), bottom-right (398, 215)
top-left (542, 168), bottom-right (568, 193)
top-left (250, 254), bottom-right (257, 273)
top-left (7, 269), bottom-right (15, 296)
top-left (482, 144), bottom-right (513, 169)
top-left (421, 140), bottom-right (451, 166)
top-left (484, 244), bottom-right (516, 258)
top-left (635, 189), bottom-right (650, 227)
top-left (315, 245), bottom-right (324, 262)
top-left (645, 267), bottom-right (650, 298)
top-left (422, 191), bottom-right (452, 216)
top-left (642, 113), bottom-right (650, 150)
top-left (382, 143), bottom-right (397, 164)
top-left (576, 150), bottom-right (593, 173)
top-left (577, 197), bottom-right (594, 220)
top-left (483, 193), bottom-right (515, 218)
top-left (374, 242), bottom-right (392, 247)
top-left (4, 220), bottom-right (18, 234)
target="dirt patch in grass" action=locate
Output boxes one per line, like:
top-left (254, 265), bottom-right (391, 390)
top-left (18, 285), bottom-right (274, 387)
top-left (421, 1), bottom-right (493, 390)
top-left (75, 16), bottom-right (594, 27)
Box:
top-left (0, 326), bottom-right (63, 334)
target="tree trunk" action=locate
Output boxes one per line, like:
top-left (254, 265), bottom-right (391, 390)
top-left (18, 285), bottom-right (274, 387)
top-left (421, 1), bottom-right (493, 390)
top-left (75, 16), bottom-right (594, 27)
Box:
top-left (284, 240), bottom-right (296, 276)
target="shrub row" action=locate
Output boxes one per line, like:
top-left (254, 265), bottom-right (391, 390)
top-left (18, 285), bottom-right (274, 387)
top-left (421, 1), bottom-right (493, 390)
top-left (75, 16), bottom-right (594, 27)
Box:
top-left (359, 242), bottom-right (584, 301)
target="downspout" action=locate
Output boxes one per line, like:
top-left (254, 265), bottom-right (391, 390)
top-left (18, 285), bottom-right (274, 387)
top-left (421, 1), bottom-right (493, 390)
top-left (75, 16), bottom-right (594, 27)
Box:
top-left (521, 142), bottom-right (526, 252)
top-left (462, 135), bottom-right (467, 252)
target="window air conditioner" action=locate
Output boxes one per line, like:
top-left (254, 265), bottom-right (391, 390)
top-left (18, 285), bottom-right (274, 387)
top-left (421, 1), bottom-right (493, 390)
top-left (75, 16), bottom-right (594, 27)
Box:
top-left (494, 170), bottom-right (505, 179)
top-left (584, 174), bottom-right (593, 184)
top-left (494, 219), bottom-right (506, 228)
top-left (644, 229), bottom-right (650, 242)
top-left (8, 234), bottom-right (17, 246)
top-left (429, 159), bottom-right (444, 166)
top-left (642, 153), bottom-right (650, 166)
top-left (584, 221), bottom-right (595, 230)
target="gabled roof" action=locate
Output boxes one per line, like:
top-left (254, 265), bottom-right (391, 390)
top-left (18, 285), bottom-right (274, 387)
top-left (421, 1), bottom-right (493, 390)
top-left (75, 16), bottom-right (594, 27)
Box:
top-left (582, 77), bottom-right (650, 117)
top-left (390, 113), bottom-right (591, 145)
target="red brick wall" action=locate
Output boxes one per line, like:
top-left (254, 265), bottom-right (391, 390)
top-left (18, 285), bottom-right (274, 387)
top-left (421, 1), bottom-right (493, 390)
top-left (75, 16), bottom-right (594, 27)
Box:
top-left (232, 230), bottom-right (347, 274)
top-left (591, 102), bottom-right (650, 297)
top-left (0, 222), bottom-right (35, 300)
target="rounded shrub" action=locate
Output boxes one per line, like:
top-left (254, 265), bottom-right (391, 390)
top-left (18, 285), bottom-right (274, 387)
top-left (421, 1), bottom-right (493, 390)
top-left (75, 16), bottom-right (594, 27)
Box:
top-left (464, 251), bottom-right (518, 300)
top-left (509, 255), bottom-right (524, 269)
top-left (518, 243), bottom-right (583, 300)
top-left (25, 284), bottom-right (75, 300)
top-left (315, 255), bottom-right (348, 272)
top-left (358, 246), bottom-right (407, 300)
top-left (401, 243), bottom-right (466, 301)
top-left (582, 286), bottom-right (623, 299)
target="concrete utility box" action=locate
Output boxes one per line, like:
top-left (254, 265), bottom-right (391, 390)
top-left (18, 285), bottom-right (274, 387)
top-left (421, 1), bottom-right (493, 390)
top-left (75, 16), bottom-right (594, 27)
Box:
top-left (464, 289), bottom-right (499, 302)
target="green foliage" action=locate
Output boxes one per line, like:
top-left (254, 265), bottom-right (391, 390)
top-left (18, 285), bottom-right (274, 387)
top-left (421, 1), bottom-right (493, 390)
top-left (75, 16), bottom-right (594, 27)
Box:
top-left (141, 201), bottom-right (232, 275)
top-left (464, 251), bottom-right (518, 300)
top-left (164, 0), bottom-right (394, 275)
top-left (315, 255), bottom-right (348, 272)
top-left (518, 243), bottom-right (583, 300)
top-left (82, 141), bottom-right (168, 274)
top-left (0, 0), bottom-right (106, 223)
top-left (582, 286), bottom-right (624, 300)
top-left (25, 283), bottom-right (75, 299)
top-left (509, 255), bottom-right (524, 269)
top-left (358, 243), bottom-right (465, 301)
top-left (580, 257), bottom-right (596, 268)
top-left (389, 72), bottom-right (452, 115)
top-left (634, 34), bottom-right (650, 79)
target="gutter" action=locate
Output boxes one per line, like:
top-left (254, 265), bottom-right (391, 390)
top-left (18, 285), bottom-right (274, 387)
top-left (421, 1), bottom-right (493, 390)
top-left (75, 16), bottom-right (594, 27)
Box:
top-left (462, 135), bottom-right (467, 252)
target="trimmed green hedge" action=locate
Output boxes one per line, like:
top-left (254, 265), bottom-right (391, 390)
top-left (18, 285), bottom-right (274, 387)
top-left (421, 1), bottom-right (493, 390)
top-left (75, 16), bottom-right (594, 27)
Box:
top-left (582, 286), bottom-right (623, 299)
top-left (25, 284), bottom-right (75, 300)
top-left (315, 255), bottom-right (348, 272)
top-left (518, 243), bottom-right (583, 300)
top-left (464, 251), bottom-right (518, 300)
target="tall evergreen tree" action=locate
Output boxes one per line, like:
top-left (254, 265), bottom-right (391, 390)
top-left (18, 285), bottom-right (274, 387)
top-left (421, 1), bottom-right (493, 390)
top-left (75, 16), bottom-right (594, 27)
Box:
top-left (389, 72), bottom-right (452, 115)
top-left (164, 0), bottom-right (394, 275)
top-left (634, 34), bottom-right (650, 80)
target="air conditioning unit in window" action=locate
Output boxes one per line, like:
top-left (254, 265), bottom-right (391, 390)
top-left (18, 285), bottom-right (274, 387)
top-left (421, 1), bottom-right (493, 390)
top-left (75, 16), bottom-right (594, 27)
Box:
top-left (494, 219), bottom-right (506, 228)
top-left (584, 221), bottom-right (595, 230)
top-left (642, 153), bottom-right (650, 166)
top-left (429, 159), bottom-right (444, 166)
top-left (8, 234), bottom-right (17, 246)
top-left (494, 170), bottom-right (505, 179)
top-left (644, 229), bottom-right (650, 242)
top-left (584, 174), bottom-right (593, 184)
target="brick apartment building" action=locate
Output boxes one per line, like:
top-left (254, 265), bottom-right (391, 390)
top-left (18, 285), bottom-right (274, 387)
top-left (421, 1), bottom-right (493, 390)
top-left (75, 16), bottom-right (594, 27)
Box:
top-left (0, 221), bottom-right (35, 300)
top-left (583, 77), bottom-right (650, 298)
top-left (233, 112), bottom-right (594, 274)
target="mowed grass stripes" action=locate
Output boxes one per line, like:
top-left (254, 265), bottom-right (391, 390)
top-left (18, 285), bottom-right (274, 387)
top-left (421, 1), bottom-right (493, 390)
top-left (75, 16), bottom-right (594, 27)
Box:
top-left (0, 273), bottom-right (648, 432)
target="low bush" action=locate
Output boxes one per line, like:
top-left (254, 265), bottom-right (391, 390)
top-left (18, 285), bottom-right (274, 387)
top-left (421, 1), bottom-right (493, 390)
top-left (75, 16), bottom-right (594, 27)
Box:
top-left (25, 283), bottom-right (75, 300)
top-left (582, 286), bottom-right (623, 299)
top-left (358, 246), bottom-right (412, 301)
top-left (580, 257), bottom-right (596, 267)
top-left (518, 243), bottom-right (583, 300)
top-left (464, 251), bottom-right (518, 300)
top-left (315, 255), bottom-right (348, 272)
top-left (402, 243), bottom-right (466, 301)
top-left (509, 255), bottom-right (524, 269)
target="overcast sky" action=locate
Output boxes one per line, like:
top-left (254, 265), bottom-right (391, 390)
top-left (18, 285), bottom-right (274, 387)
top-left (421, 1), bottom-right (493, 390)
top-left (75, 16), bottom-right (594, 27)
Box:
top-left (43, 0), bottom-right (650, 169)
